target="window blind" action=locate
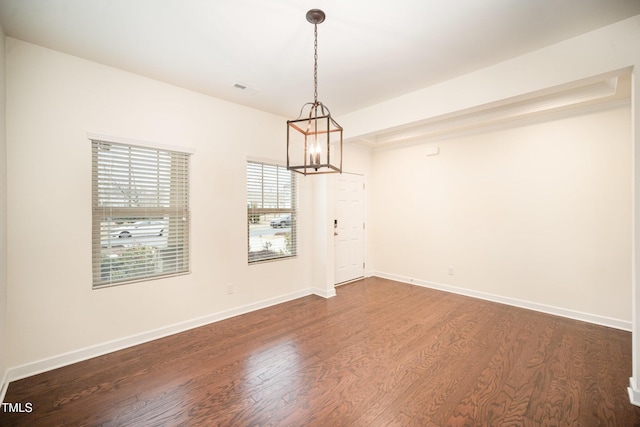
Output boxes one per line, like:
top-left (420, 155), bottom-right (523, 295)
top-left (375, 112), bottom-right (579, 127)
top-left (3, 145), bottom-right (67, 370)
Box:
top-left (247, 161), bottom-right (297, 263)
top-left (92, 140), bottom-right (190, 287)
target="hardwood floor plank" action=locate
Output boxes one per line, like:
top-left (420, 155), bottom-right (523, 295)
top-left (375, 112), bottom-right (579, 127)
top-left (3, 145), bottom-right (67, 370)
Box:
top-left (444, 308), bottom-right (532, 425)
top-left (388, 305), bottom-right (515, 425)
top-left (3, 277), bottom-right (640, 426)
top-left (360, 298), bottom-right (497, 424)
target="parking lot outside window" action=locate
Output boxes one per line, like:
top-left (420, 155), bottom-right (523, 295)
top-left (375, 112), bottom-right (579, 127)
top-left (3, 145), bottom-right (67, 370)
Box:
top-left (91, 139), bottom-right (191, 288)
top-left (247, 161), bottom-right (297, 263)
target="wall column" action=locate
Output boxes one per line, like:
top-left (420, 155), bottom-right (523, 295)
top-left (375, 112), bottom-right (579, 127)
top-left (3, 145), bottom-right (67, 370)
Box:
top-left (629, 67), bottom-right (640, 406)
top-left (310, 175), bottom-right (336, 298)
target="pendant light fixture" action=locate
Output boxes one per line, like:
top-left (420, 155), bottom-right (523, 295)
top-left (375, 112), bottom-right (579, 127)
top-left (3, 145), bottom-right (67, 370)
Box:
top-left (287, 9), bottom-right (343, 175)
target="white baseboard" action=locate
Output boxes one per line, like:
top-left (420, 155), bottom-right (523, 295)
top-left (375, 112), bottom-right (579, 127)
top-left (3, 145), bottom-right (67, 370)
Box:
top-left (630, 378), bottom-right (640, 406)
top-left (0, 368), bottom-right (8, 403)
top-left (373, 271), bottom-right (631, 331)
top-left (5, 287), bottom-right (327, 385)
top-left (312, 287), bottom-right (337, 298)
top-left (3, 276), bottom-right (630, 399)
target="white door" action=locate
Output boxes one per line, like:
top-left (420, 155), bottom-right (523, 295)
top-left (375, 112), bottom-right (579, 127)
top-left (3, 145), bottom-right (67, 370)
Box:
top-left (334, 173), bottom-right (365, 285)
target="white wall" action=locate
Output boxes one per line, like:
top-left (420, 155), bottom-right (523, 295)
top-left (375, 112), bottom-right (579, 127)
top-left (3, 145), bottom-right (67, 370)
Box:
top-left (371, 105), bottom-right (631, 323)
top-left (0, 25), bottom-right (8, 397)
top-left (340, 14), bottom-right (640, 403)
top-left (4, 38), bottom-right (318, 371)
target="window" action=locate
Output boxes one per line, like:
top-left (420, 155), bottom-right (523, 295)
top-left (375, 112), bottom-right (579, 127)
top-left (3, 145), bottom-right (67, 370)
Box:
top-left (247, 161), bottom-right (297, 263)
top-left (92, 139), bottom-right (191, 288)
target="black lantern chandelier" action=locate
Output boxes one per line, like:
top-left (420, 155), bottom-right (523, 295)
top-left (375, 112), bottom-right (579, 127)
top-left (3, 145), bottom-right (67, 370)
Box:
top-left (287, 9), bottom-right (343, 175)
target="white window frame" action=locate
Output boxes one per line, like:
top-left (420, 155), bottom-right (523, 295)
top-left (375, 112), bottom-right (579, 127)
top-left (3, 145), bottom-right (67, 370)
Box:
top-left (91, 135), bottom-right (192, 288)
top-left (247, 160), bottom-right (297, 263)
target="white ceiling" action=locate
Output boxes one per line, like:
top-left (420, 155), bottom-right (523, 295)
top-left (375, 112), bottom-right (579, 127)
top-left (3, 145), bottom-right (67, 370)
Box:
top-left (0, 0), bottom-right (639, 119)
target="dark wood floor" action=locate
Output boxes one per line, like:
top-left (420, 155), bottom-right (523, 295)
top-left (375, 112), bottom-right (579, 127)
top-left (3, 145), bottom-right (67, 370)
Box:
top-left (3, 277), bottom-right (640, 426)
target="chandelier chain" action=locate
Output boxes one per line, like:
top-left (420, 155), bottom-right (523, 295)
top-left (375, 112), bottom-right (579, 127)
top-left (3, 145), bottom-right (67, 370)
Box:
top-left (313, 23), bottom-right (318, 104)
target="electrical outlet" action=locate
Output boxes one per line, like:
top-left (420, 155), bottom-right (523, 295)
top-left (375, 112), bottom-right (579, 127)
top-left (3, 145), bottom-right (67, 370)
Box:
top-left (226, 283), bottom-right (234, 295)
top-left (448, 267), bottom-right (454, 276)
